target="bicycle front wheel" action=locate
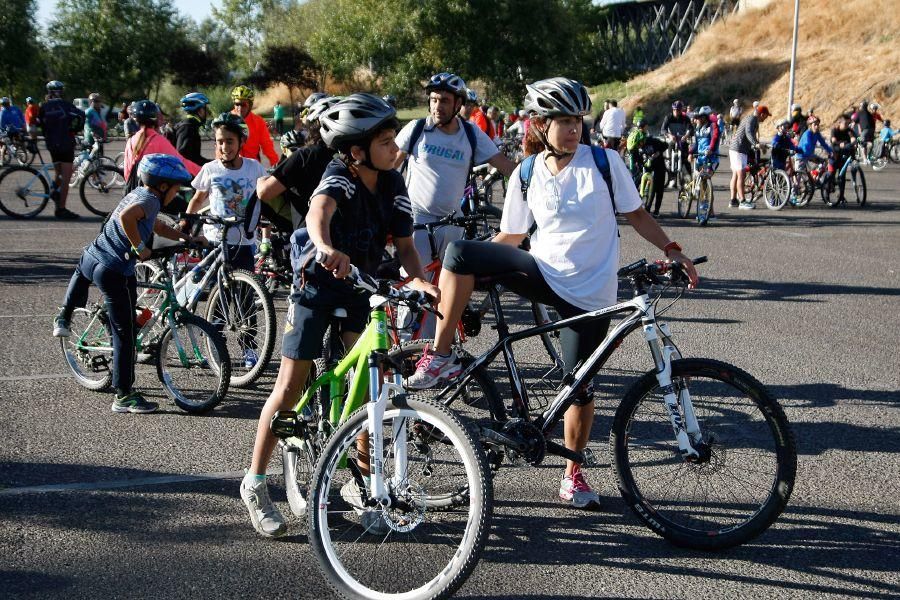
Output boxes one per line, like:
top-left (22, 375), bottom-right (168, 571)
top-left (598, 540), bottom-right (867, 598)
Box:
top-left (60, 307), bottom-right (113, 391)
top-left (309, 396), bottom-right (492, 600)
top-left (205, 269), bottom-right (276, 388)
top-left (849, 165), bottom-right (867, 207)
top-left (80, 165), bottom-right (124, 216)
top-left (890, 142), bottom-right (900, 163)
top-left (763, 170), bottom-right (790, 210)
top-left (610, 358), bottom-right (796, 550)
top-left (0, 165), bottom-right (50, 218)
top-left (676, 186), bottom-right (692, 219)
top-left (156, 314), bottom-right (231, 414)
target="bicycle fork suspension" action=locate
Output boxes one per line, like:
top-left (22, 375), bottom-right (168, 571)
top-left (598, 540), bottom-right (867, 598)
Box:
top-left (644, 320), bottom-right (702, 459)
top-left (366, 364), bottom-right (408, 507)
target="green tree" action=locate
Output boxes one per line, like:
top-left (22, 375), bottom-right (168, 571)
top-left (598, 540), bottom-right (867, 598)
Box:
top-left (48, 0), bottom-right (188, 101)
top-left (0, 0), bottom-right (45, 99)
top-left (250, 44), bottom-right (322, 106)
top-left (211, 0), bottom-right (291, 72)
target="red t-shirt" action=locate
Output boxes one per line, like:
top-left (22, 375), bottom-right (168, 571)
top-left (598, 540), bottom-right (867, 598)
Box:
top-left (470, 108), bottom-right (495, 139)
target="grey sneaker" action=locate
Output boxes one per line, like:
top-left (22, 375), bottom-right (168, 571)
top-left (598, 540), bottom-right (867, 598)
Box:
top-left (111, 391), bottom-right (158, 414)
top-left (53, 315), bottom-right (70, 338)
top-left (240, 477), bottom-right (287, 538)
top-left (738, 200), bottom-right (755, 210)
top-left (340, 478), bottom-right (389, 536)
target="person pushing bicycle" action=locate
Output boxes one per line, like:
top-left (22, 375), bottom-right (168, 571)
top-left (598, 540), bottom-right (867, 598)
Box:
top-left (52, 155), bottom-right (207, 413)
top-left (240, 94), bottom-right (439, 538)
top-left (407, 77), bottom-right (698, 510)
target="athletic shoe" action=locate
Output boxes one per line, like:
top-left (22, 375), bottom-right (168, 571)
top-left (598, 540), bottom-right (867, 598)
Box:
top-left (243, 348), bottom-right (259, 369)
top-left (52, 314), bottom-right (70, 337)
top-left (111, 391), bottom-right (158, 414)
top-left (559, 470), bottom-right (601, 509)
top-left (738, 201), bottom-right (755, 210)
top-left (54, 207), bottom-right (80, 220)
top-left (240, 476), bottom-right (287, 538)
top-left (697, 201), bottom-right (710, 224)
top-left (729, 199), bottom-right (739, 208)
top-left (341, 478), bottom-right (389, 535)
top-left (405, 346), bottom-right (462, 390)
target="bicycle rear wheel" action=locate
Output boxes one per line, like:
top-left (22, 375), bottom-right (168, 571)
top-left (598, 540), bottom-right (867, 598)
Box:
top-left (80, 165), bottom-right (124, 216)
top-left (60, 307), bottom-right (113, 391)
top-left (763, 170), bottom-right (790, 210)
top-left (791, 171), bottom-right (813, 207)
top-left (890, 142), bottom-right (900, 163)
top-left (204, 269), bottom-right (276, 388)
top-left (308, 396), bottom-right (491, 600)
top-left (155, 314), bottom-right (230, 414)
top-left (610, 358), bottom-right (796, 550)
top-left (0, 165), bottom-right (49, 218)
top-left (640, 174), bottom-right (654, 212)
top-left (281, 360), bottom-right (324, 517)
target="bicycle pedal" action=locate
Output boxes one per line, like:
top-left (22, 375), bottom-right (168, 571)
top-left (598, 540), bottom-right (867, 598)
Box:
top-left (90, 355), bottom-right (109, 372)
top-left (270, 410), bottom-right (303, 438)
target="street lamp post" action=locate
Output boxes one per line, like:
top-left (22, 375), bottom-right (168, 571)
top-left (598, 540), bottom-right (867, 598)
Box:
top-left (787, 0), bottom-right (800, 120)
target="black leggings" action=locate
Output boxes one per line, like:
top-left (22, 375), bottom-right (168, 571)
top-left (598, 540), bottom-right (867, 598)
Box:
top-left (444, 240), bottom-right (610, 390)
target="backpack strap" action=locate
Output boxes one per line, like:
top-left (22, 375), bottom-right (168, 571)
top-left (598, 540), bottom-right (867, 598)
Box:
top-left (460, 118), bottom-right (479, 176)
top-left (401, 118), bottom-right (427, 175)
top-left (590, 145), bottom-right (616, 214)
top-left (519, 154), bottom-right (537, 202)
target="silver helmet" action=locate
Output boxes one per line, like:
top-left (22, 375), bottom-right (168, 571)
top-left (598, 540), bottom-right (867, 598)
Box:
top-left (524, 77), bottom-right (591, 118)
top-left (318, 93), bottom-right (397, 150)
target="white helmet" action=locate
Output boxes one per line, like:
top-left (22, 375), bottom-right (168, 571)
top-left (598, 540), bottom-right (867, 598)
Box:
top-left (304, 95), bottom-right (343, 125)
top-left (524, 77), bottom-right (591, 118)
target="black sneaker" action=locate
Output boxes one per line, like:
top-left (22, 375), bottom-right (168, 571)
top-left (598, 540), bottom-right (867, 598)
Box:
top-left (111, 391), bottom-right (158, 414)
top-left (729, 199), bottom-right (739, 208)
top-left (55, 207), bottom-right (81, 220)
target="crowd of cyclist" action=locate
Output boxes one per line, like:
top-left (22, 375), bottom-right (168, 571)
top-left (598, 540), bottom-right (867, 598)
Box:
top-left (20, 71), bottom-right (890, 538)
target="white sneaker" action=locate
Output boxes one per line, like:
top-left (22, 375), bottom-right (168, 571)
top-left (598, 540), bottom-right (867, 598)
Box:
top-left (240, 476), bottom-right (287, 538)
top-left (340, 478), bottom-right (389, 536)
top-left (738, 201), bottom-right (756, 210)
top-left (53, 315), bottom-right (70, 338)
top-left (405, 346), bottom-right (462, 390)
top-left (559, 470), bottom-right (601, 510)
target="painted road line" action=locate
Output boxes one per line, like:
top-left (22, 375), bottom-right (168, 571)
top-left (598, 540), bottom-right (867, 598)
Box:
top-left (0, 468), bottom-right (285, 495)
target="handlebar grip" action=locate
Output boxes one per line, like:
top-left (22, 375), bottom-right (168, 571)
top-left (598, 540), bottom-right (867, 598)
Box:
top-left (692, 256), bottom-right (708, 266)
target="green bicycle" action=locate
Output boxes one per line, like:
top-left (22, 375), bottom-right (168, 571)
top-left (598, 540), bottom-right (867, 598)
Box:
top-left (59, 244), bottom-right (231, 414)
top-left (270, 262), bottom-right (492, 600)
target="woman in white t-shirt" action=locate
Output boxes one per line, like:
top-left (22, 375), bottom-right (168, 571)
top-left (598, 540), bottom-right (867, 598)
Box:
top-left (407, 77), bottom-right (699, 509)
top-left (185, 112), bottom-right (266, 271)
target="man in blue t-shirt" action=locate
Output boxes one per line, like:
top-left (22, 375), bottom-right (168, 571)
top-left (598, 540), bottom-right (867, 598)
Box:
top-left (83, 92), bottom-right (108, 147)
top-left (37, 81), bottom-right (85, 220)
top-left (0, 97), bottom-right (26, 133)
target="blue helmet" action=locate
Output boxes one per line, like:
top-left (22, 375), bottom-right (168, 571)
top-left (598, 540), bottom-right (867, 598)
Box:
top-left (180, 92), bottom-right (210, 114)
top-left (131, 100), bottom-right (159, 126)
top-left (138, 154), bottom-right (193, 188)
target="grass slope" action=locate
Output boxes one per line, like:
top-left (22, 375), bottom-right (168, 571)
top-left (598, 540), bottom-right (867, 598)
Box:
top-left (602, 0), bottom-right (900, 134)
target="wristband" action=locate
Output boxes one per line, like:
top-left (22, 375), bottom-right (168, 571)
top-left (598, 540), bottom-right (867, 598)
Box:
top-left (131, 241), bottom-right (146, 255)
top-left (663, 241), bottom-right (682, 257)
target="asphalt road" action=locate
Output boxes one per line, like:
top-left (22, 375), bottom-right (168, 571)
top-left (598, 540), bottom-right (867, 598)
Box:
top-left (1, 140), bottom-right (898, 599)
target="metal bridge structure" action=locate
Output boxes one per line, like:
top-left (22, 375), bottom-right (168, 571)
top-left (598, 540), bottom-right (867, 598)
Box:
top-left (595, 0), bottom-right (742, 73)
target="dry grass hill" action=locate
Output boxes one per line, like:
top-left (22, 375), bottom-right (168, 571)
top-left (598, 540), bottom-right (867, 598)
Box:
top-left (613, 0), bottom-right (900, 134)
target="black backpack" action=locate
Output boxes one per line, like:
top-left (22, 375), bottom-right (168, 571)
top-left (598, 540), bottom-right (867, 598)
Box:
top-left (403, 116), bottom-right (480, 179)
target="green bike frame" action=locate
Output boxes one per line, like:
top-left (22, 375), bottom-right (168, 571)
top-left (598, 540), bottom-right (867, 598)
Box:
top-left (294, 306), bottom-right (392, 426)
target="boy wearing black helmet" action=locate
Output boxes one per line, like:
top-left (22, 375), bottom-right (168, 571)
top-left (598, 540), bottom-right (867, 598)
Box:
top-left (240, 93), bottom-right (438, 539)
top-left (53, 154), bottom-right (206, 413)
top-left (175, 92), bottom-right (212, 166)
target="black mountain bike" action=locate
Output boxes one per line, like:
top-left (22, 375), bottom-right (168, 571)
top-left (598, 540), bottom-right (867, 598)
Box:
top-left (393, 257), bottom-right (797, 551)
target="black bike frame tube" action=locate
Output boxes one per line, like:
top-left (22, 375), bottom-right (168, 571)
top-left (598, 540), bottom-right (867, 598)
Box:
top-left (436, 298), bottom-right (649, 427)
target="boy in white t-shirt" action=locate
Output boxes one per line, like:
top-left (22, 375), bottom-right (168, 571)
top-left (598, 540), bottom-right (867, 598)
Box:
top-left (407, 78), bottom-right (699, 510)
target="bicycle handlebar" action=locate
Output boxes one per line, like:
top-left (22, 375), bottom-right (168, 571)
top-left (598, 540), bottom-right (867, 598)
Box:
top-left (314, 252), bottom-right (443, 318)
top-left (413, 212), bottom-right (494, 233)
top-left (618, 255), bottom-right (707, 287)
